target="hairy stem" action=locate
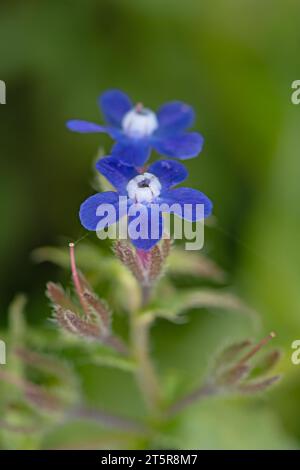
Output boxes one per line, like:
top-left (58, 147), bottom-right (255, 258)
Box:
top-left (141, 284), bottom-right (152, 307)
top-left (168, 383), bottom-right (217, 416)
top-left (130, 312), bottom-right (162, 415)
top-left (69, 406), bottom-right (146, 433)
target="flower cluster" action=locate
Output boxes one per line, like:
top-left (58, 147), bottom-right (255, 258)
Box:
top-left (67, 89), bottom-right (213, 250)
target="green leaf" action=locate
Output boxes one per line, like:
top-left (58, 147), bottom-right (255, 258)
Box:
top-left (32, 244), bottom-right (115, 273)
top-left (148, 289), bottom-right (259, 324)
top-left (41, 420), bottom-right (141, 450)
top-left (168, 248), bottom-right (226, 282)
top-left (155, 399), bottom-right (297, 450)
top-left (91, 355), bottom-right (136, 373)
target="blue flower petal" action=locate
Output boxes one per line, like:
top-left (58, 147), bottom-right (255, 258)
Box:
top-left (128, 204), bottom-right (163, 251)
top-left (152, 132), bottom-right (204, 159)
top-left (159, 187), bottom-right (212, 221)
top-left (148, 159), bottom-right (188, 190)
top-left (111, 139), bottom-right (151, 167)
top-left (79, 191), bottom-right (121, 230)
top-left (66, 120), bottom-right (108, 133)
top-left (99, 89), bottom-right (132, 127)
top-left (96, 157), bottom-right (138, 194)
top-left (156, 101), bottom-right (195, 136)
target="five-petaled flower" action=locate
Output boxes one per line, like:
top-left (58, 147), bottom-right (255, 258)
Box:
top-left (67, 89), bottom-right (204, 167)
top-left (79, 158), bottom-right (212, 251)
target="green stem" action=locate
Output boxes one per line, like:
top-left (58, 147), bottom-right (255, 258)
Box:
top-left (141, 284), bottom-right (152, 307)
top-left (167, 383), bottom-right (217, 417)
top-left (130, 311), bottom-right (162, 416)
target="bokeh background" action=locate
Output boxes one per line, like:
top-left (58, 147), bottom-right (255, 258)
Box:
top-left (1, 0), bottom-right (300, 449)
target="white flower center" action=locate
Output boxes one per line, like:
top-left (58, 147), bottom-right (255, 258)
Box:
top-left (126, 172), bottom-right (161, 203)
top-left (122, 105), bottom-right (158, 138)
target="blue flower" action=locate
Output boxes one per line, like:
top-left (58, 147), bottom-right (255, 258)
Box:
top-left (67, 89), bottom-right (204, 167)
top-left (79, 158), bottom-right (212, 251)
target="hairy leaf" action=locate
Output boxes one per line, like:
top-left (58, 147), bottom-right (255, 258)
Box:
top-left (113, 240), bottom-right (145, 283)
top-left (238, 375), bottom-right (281, 394)
top-left (46, 282), bottom-right (78, 313)
top-left (217, 364), bottom-right (250, 387)
top-left (83, 290), bottom-right (111, 331)
top-left (54, 307), bottom-right (101, 340)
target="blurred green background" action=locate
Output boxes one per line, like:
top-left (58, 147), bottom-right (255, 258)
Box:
top-left (1, 0), bottom-right (300, 449)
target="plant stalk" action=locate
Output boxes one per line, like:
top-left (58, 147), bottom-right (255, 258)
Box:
top-left (130, 312), bottom-right (162, 415)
